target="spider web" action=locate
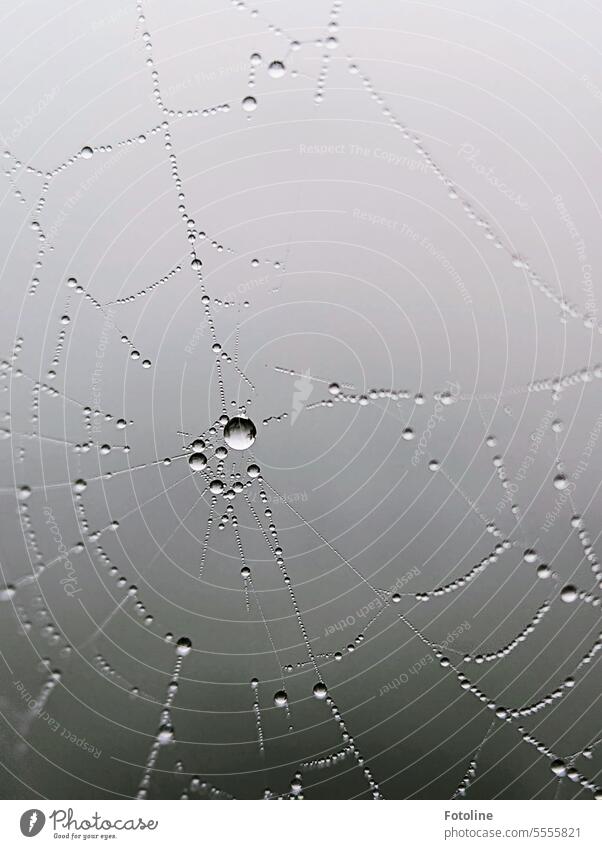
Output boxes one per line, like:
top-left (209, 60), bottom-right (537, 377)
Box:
top-left (0, 0), bottom-right (601, 801)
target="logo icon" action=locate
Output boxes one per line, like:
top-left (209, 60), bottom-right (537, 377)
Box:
top-left (291, 368), bottom-right (313, 425)
top-left (20, 810), bottom-right (46, 837)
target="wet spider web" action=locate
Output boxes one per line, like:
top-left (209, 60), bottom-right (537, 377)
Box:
top-left (0, 0), bottom-right (601, 801)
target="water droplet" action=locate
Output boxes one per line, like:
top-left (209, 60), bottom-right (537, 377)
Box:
top-left (273, 689), bottom-right (288, 707)
top-left (188, 453), bottom-right (207, 471)
top-left (268, 60), bottom-right (286, 78)
top-left (242, 96), bottom-right (257, 112)
top-left (312, 682), bottom-right (327, 700)
top-left (176, 636), bottom-right (192, 656)
top-left (523, 549), bottom-right (537, 564)
top-left (561, 585), bottom-right (577, 603)
top-left (0, 584), bottom-right (16, 601)
top-left (158, 724), bottom-right (175, 745)
top-left (223, 416), bottom-right (257, 450)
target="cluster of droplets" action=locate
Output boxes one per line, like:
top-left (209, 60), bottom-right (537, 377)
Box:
top-left (105, 263), bottom-right (182, 306)
top-left (263, 411), bottom-right (288, 426)
top-left (292, 376), bottom-right (460, 419)
top-left (183, 777), bottom-right (234, 800)
top-left (415, 541), bottom-right (512, 602)
top-left (322, 692), bottom-right (382, 799)
top-left (93, 653), bottom-right (154, 701)
top-left (212, 295), bottom-right (251, 309)
top-left (64, 276), bottom-right (152, 367)
top-left (300, 744), bottom-right (355, 771)
top-left (17, 488), bottom-right (44, 570)
top-left (250, 678), bottom-right (264, 754)
top-left (322, 596), bottom-right (395, 661)
top-left (46, 308), bottom-right (71, 379)
top-left (313, 1), bottom-right (341, 103)
top-left (528, 365), bottom-right (602, 398)
top-left (2, 149), bottom-right (29, 204)
top-left (451, 750), bottom-right (483, 799)
top-left (246, 489), bottom-right (321, 680)
top-left (516, 730), bottom-right (602, 799)
top-left (137, 9), bottom-right (230, 120)
top-left (570, 516), bottom-right (602, 589)
top-left (326, 381), bottom-right (434, 406)
top-left (25, 667), bottom-right (63, 724)
top-left (137, 637), bottom-right (192, 799)
top-left (12, 594), bottom-right (67, 651)
top-left (344, 56), bottom-right (602, 333)
top-left (72, 488), bottom-right (154, 627)
top-left (1, 363), bottom-right (62, 416)
top-left (462, 601), bottom-right (551, 664)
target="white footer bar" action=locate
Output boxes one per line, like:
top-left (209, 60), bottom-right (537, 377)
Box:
top-left (1, 799), bottom-right (599, 848)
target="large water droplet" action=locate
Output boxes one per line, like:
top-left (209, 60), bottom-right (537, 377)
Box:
top-left (273, 690), bottom-right (288, 707)
top-left (0, 584), bottom-right (16, 601)
top-left (188, 453), bottom-right (207, 471)
top-left (223, 416), bottom-right (257, 450)
top-left (158, 724), bottom-right (175, 745)
top-left (312, 682), bottom-right (327, 700)
top-left (560, 585), bottom-right (577, 603)
top-left (268, 60), bottom-right (286, 78)
top-left (176, 637), bottom-right (192, 656)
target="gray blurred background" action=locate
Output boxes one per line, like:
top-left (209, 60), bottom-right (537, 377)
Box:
top-left (0, 0), bottom-right (601, 800)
